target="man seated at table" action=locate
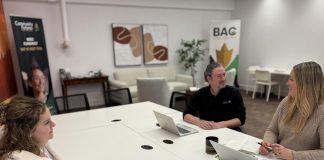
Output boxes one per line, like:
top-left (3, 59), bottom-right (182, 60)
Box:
top-left (183, 62), bottom-right (246, 131)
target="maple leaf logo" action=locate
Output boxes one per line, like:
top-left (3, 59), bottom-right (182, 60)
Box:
top-left (216, 43), bottom-right (233, 68)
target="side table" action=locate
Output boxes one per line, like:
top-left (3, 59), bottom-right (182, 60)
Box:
top-left (60, 75), bottom-right (109, 112)
top-left (186, 89), bottom-right (198, 96)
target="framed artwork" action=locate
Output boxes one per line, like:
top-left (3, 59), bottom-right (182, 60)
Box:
top-left (112, 24), bottom-right (143, 66)
top-left (142, 24), bottom-right (168, 65)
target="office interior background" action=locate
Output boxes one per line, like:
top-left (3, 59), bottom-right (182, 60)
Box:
top-left (2, 0), bottom-right (324, 106)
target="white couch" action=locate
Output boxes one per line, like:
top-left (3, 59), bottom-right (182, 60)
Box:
top-left (109, 67), bottom-right (193, 102)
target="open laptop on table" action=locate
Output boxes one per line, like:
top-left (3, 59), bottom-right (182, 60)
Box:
top-left (211, 140), bottom-right (278, 160)
top-left (210, 141), bottom-right (258, 160)
top-left (153, 111), bottom-right (198, 136)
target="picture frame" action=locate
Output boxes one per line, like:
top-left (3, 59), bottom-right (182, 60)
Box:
top-left (142, 24), bottom-right (168, 65)
top-left (112, 24), bottom-right (143, 66)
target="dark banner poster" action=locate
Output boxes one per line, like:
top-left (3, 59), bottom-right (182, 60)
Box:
top-left (10, 16), bottom-right (56, 114)
top-left (0, 1), bottom-right (17, 102)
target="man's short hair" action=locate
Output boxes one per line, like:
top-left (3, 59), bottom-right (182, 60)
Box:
top-left (204, 62), bottom-right (223, 81)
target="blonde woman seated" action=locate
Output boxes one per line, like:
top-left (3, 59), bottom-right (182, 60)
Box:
top-left (0, 96), bottom-right (59, 160)
top-left (259, 61), bottom-right (324, 160)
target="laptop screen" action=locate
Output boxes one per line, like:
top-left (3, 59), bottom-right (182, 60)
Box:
top-left (153, 111), bottom-right (198, 136)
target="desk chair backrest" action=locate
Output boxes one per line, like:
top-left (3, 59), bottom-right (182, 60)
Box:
top-left (225, 68), bottom-right (237, 86)
top-left (253, 69), bottom-right (281, 102)
top-left (55, 93), bottom-right (90, 113)
top-left (248, 65), bottom-right (261, 74)
top-left (105, 88), bottom-right (132, 107)
top-left (255, 70), bottom-right (272, 83)
top-left (246, 65), bottom-right (261, 94)
top-left (137, 77), bottom-right (171, 107)
top-left (169, 91), bottom-right (193, 112)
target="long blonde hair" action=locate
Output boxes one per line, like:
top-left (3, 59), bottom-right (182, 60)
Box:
top-left (283, 61), bottom-right (324, 133)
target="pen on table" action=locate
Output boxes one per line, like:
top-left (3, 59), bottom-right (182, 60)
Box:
top-left (257, 142), bottom-right (272, 152)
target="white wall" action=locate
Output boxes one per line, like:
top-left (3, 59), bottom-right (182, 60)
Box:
top-left (233, 0), bottom-right (324, 93)
top-left (3, 0), bottom-right (235, 106)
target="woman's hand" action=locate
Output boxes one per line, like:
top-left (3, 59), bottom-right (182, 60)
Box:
top-left (259, 141), bottom-right (272, 155)
top-left (271, 143), bottom-right (293, 160)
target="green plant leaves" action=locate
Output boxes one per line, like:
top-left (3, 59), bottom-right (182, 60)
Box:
top-left (176, 39), bottom-right (206, 71)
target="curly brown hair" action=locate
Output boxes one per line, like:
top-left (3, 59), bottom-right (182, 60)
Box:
top-left (0, 95), bottom-right (47, 160)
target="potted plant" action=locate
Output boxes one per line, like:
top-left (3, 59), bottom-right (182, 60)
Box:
top-left (176, 39), bottom-right (206, 86)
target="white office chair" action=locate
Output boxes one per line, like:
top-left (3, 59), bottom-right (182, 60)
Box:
top-left (252, 70), bottom-right (281, 102)
top-left (225, 68), bottom-right (236, 86)
top-left (246, 65), bottom-right (261, 94)
top-left (136, 77), bottom-right (172, 107)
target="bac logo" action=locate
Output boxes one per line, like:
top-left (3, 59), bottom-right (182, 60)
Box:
top-left (213, 27), bottom-right (237, 37)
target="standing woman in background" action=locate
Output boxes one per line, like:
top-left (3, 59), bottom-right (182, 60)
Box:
top-left (259, 61), bottom-right (324, 160)
top-left (0, 96), bottom-right (58, 160)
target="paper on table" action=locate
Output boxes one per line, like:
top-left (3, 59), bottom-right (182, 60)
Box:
top-left (225, 139), bottom-right (247, 150)
top-left (225, 140), bottom-right (278, 160)
top-left (254, 154), bottom-right (277, 160)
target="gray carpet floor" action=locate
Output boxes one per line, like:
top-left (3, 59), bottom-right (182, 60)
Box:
top-left (242, 91), bottom-right (281, 139)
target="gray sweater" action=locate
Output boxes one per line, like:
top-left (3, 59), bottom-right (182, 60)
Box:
top-left (263, 97), bottom-right (324, 160)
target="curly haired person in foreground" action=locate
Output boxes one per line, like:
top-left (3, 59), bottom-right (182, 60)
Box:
top-left (0, 96), bottom-right (59, 160)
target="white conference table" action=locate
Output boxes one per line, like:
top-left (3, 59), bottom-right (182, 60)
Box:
top-left (257, 67), bottom-right (290, 76)
top-left (50, 102), bottom-right (274, 160)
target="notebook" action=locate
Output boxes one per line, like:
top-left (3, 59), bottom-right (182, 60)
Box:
top-left (153, 111), bottom-right (198, 136)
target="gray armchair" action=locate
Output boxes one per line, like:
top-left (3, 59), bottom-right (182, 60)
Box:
top-left (136, 77), bottom-right (172, 107)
